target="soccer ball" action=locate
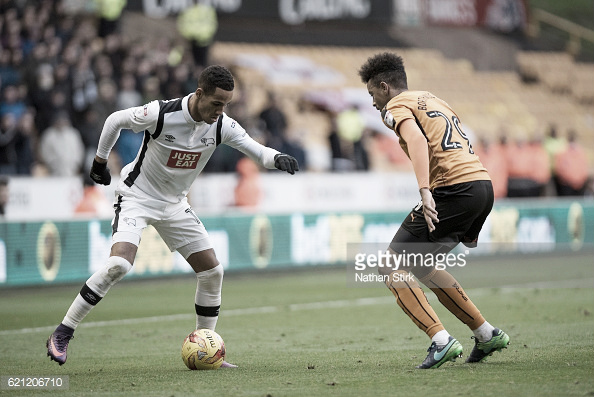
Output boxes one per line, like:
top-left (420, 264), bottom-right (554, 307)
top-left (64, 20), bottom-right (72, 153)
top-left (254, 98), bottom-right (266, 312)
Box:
top-left (181, 329), bottom-right (226, 370)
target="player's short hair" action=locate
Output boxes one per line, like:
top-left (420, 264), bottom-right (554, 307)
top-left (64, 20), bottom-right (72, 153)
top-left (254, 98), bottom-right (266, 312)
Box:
top-left (198, 65), bottom-right (235, 95)
top-left (358, 52), bottom-right (408, 90)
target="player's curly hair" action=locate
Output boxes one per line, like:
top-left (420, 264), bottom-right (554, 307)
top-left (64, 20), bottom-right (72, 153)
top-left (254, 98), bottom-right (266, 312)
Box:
top-left (358, 52), bottom-right (408, 90)
top-left (198, 65), bottom-right (235, 95)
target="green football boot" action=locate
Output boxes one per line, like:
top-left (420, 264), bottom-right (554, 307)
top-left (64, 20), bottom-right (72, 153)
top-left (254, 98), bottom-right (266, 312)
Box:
top-left (466, 328), bottom-right (510, 363)
top-left (416, 336), bottom-right (463, 369)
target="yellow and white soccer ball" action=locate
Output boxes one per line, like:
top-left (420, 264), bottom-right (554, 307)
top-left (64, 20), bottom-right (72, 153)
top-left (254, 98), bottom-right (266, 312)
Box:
top-left (181, 329), bottom-right (226, 370)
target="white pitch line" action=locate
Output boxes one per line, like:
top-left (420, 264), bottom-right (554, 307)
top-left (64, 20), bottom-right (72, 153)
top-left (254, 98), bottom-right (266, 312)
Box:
top-left (2, 278), bottom-right (592, 337)
top-left (0, 297), bottom-right (392, 337)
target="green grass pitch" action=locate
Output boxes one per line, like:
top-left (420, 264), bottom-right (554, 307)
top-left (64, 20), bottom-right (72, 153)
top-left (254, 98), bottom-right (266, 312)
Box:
top-left (1, 253), bottom-right (593, 397)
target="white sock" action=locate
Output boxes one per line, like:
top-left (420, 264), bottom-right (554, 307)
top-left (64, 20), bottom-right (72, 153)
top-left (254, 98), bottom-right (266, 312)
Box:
top-left (62, 256), bottom-right (132, 330)
top-left (431, 329), bottom-right (451, 346)
top-left (62, 295), bottom-right (93, 330)
top-left (195, 265), bottom-right (224, 330)
top-left (473, 321), bottom-right (495, 342)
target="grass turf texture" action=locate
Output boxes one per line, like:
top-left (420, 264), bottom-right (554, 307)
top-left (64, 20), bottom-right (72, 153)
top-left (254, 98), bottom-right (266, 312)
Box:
top-left (1, 253), bottom-right (593, 397)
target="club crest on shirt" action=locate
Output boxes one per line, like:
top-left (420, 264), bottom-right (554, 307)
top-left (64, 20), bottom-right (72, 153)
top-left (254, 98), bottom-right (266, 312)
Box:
top-left (381, 107), bottom-right (395, 129)
top-left (167, 150), bottom-right (201, 169)
top-left (201, 137), bottom-right (215, 146)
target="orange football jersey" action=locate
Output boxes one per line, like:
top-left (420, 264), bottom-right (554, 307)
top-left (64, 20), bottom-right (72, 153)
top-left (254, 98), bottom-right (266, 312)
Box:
top-left (383, 91), bottom-right (490, 189)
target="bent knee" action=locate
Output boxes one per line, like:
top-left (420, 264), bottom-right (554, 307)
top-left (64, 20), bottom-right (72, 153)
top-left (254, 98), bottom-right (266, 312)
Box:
top-left (211, 263), bottom-right (224, 279)
top-left (197, 263), bottom-right (224, 281)
top-left (409, 265), bottom-right (436, 280)
top-left (105, 256), bottom-right (132, 283)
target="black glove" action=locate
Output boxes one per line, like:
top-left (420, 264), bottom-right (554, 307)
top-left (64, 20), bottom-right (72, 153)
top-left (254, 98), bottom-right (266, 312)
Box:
top-left (274, 153), bottom-right (299, 175)
top-left (89, 159), bottom-right (111, 185)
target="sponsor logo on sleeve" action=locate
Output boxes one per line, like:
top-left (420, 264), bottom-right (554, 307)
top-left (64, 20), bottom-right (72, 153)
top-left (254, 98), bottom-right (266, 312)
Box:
top-left (133, 104), bottom-right (150, 121)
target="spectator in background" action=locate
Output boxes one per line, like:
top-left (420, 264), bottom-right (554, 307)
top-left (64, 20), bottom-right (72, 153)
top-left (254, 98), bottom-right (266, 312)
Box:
top-left (28, 62), bottom-right (56, 131)
top-left (526, 134), bottom-right (551, 195)
top-left (543, 123), bottom-right (567, 169)
top-left (0, 176), bottom-right (8, 216)
top-left (38, 89), bottom-right (70, 134)
top-left (0, 113), bottom-right (18, 175)
top-left (169, 63), bottom-right (196, 98)
top-left (141, 76), bottom-right (163, 103)
top-left (330, 105), bottom-right (369, 171)
top-left (161, 65), bottom-right (181, 99)
top-left (0, 49), bottom-right (22, 87)
top-left (133, 57), bottom-right (154, 95)
top-left (74, 173), bottom-right (113, 217)
top-left (39, 111), bottom-right (84, 177)
top-left (102, 33), bottom-right (126, 78)
top-left (78, 108), bottom-right (104, 174)
top-left (95, 0), bottom-right (127, 38)
top-left (23, 43), bottom-right (50, 90)
top-left (95, 78), bottom-right (118, 124)
top-left (554, 131), bottom-right (589, 196)
top-left (259, 91), bottom-right (288, 150)
top-left (14, 108), bottom-right (37, 175)
top-left (114, 74), bottom-right (143, 166)
top-left (0, 84), bottom-right (27, 121)
top-left (257, 92), bottom-right (307, 170)
top-left (366, 130), bottom-right (413, 171)
top-left (474, 136), bottom-right (508, 199)
top-left (116, 73), bottom-right (142, 111)
top-left (71, 52), bottom-right (99, 129)
top-left (94, 54), bottom-right (115, 81)
top-left (234, 157), bottom-right (262, 208)
top-left (328, 113), bottom-right (344, 170)
top-left (177, 4), bottom-right (218, 67)
top-left (505, 133), bottom-right (541, 197)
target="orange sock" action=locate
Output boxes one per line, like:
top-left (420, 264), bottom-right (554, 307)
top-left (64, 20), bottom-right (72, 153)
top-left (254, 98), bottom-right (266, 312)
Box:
top-left (418, 269), bottom-right (485, 330)
top-left (385, 270), bottom-right (444, 338)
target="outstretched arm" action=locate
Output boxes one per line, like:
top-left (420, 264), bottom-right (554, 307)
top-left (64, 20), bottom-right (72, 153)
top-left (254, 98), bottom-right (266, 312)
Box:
top-left (90, 103), bottom-right (158, 185)
top-left (222, 119), bottom-right (299, 174)
top-left (89, 110), bottom-right (132, 185)
top-left (95, 110), bottom-right (131, 161)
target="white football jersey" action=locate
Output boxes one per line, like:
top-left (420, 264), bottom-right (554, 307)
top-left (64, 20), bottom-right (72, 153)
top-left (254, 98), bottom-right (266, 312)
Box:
top-left (97, 93), bottom-right (279, 203)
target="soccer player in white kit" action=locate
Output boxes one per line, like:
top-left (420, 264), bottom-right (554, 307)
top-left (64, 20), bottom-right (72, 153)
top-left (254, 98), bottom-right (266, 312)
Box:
top-left (47, 65), bottom-right (299, 366)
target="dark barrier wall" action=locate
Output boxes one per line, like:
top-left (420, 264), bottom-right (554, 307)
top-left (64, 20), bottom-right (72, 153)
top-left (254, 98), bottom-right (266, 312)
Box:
top-left (126, 0), bottom-right (527, 30)
top-left (126, 0), bottom-right (393, 25)
top-left (124, 0), bottom-right (527, 46)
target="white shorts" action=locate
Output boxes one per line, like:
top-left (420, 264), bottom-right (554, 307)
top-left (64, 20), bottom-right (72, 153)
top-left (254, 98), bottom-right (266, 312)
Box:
top-left (111, 193), bottom-right (212, 258)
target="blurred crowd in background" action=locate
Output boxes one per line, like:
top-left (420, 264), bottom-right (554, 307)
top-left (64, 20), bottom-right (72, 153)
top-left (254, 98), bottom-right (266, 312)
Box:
top-left (0, 0), bottom-right (204, 180)
top-left (0, 0), bottom-right (591, 205)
